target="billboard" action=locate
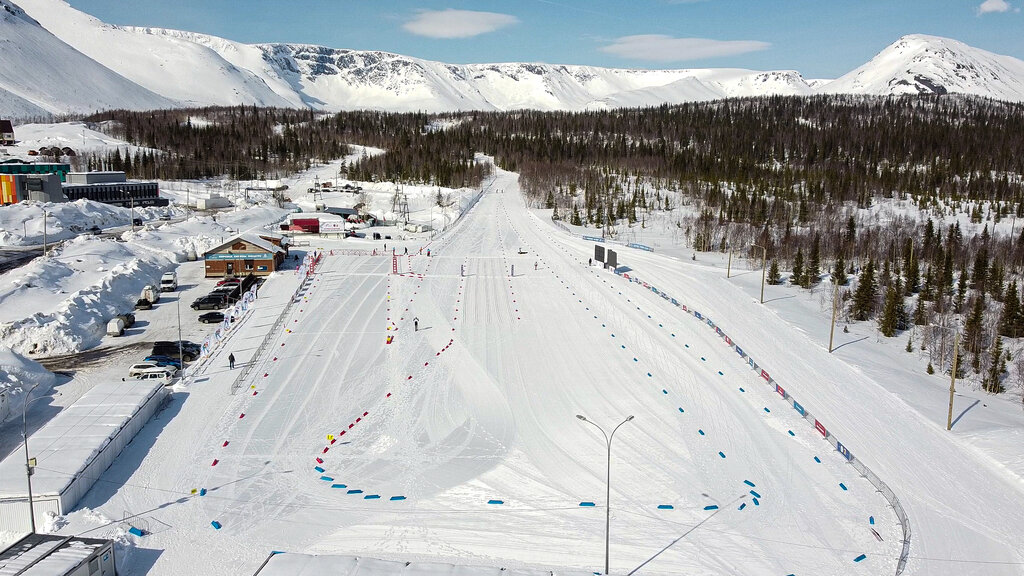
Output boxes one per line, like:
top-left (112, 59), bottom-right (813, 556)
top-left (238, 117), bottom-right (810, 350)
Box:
top-left (595, 245), bottom-right (605, 262)
top-left (606, 249), bottom-right (617, 269)
top-left (320, 220), bottom-right (347, 233)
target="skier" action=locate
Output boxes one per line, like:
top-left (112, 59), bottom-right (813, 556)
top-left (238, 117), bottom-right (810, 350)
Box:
top-left (511, 264), bottom-right (515, 277)
top-left (414, 317), bottom-right (419, 331)
top-left (427, 249), bottom-right (431, 257)
top-left (588, 258), bottom-right (592, 267)
top-left (460, 264), bottom-right (464, 277)
top-left (228, 353), bottom-right (235, 369)
top-left (534, 261), bottom-right (538, 270)
top-left (404, 247), bottom-right (408, 255)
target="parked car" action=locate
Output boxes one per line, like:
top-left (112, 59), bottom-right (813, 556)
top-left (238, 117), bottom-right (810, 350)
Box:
top-left (191, 295), bottom-right (225, 310)
top-left (128, 362), bottom-right (175, 377)
top-left (160, 271), bottom-right (177, 292)
top-left (216, 277), bottom-right (241, 287)
top-left (134, 298), bottom-right (153, 310)
top-left (140, 285), bottom-right (160, 304)
top-left (127, 370), bottom-right (174, 386)
top-left (118, 312), bottom-right (136, 328)
top-left (198, 311), bottom-right (225, 324)
top-left (150, 345), bottom-right (197, 362)
top-left (143, 355), bottom-right (183, 370)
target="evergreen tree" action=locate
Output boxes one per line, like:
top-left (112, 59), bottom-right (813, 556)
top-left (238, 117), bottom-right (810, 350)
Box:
top-left (964, 296), bottom-right (986, 373)
top-left (955, 271), bottom-right (968, 314)
top-left (852, 259), bottom-right (876, 321)
top-left (570, 204), bottom-right (582, 226)
top-left (999, 283), bottom-right (1021, 338)
top-left (792, 248), bottom-right (805, 286)
top-left (984, 336), bottom-right (1006, 393)
top-left (879, 282), bottom-right (901, 337)
top-left (767, 259), bottom-right (781, 285)
top-left (806, 234), bottom-right (821, 286)
top-left (832, 253), bottom-right (847, 286)
top-left (905, 251), bottom-right (920, 294)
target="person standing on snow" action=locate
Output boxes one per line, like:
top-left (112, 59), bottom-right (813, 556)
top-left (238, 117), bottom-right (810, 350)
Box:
top-left (414, 317), bottom-right (419, 331)
top-left (228, 353), bottom-right (235, 369)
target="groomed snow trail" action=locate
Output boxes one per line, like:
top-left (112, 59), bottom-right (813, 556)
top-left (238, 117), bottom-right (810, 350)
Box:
top-left (65, 167), bottom-right (982, 576)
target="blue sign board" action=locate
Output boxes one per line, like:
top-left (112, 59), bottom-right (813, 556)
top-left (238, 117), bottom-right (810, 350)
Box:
top-left (583, 236), bottom-right (605, 243)
top-left (627, 243), bottom-right (654, 252)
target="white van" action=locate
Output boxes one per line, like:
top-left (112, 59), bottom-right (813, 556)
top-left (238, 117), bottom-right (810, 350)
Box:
top-left (128, 370), bottom-right (174, 386)
top-left (160, 271), bottom-right (178, 292)
top-left (106, 317), bottom-right (126, 336)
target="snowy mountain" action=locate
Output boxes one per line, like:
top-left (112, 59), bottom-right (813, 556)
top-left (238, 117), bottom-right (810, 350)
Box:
top-left (0, 0), bottom-right (173, 115)
top-left (3, 0), bottom-right (1024, 117)
top-left (820, 34), bottom-right (1024, 100)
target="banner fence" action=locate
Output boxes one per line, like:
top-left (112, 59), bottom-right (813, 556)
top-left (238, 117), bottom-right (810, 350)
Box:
top-left (614, 267), bottom-right (911, 575)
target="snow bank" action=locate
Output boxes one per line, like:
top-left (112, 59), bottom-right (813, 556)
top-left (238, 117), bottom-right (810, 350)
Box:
top-left (0, 348), bottom-right (56, 425)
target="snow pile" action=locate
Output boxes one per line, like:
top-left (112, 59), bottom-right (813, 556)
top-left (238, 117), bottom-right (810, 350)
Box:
top-left (0, 199), bottom-right (177, 247)
top-left (0, 200), bottom-right (289, 356)
top-left (0, 348), bottom-right (56, 424)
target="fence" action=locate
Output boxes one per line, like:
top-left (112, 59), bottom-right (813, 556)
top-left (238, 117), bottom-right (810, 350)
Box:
top-left (551, 218), bottom-right (655, 253)
top-left (229, 252), bottom-right (323, 395)
top-left (615, 268), bottom-right (911, 575)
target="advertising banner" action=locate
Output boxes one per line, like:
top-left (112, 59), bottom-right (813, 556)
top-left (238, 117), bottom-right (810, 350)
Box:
top-left (775, 384), bottom-right (786, 397)
top-left (583, 236), bottom-right (605, 243)
top-left (836, 441), bottom-right (853, 461)
top-left (792, 401), bottom-right (805, 416)
top-left (320, 220), bottom-right (346, 233)
top-left (815, 420), bottom-right (828, 437)
top-left (760, 369), bottom-right (771, 382)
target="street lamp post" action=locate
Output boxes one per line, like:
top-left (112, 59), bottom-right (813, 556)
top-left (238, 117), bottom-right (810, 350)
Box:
top-left (752, 244), bottom-right (767, 304)
top-left (22, 381), bottom-right (41, 532)
top-left (41, 210), bottom-right (48, 256)
top-left (576, 414), bottom-right (634, 575)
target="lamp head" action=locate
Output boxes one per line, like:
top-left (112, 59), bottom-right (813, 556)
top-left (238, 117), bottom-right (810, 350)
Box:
top-left (626, 415), bottom-right (635, 421)
top-left (576, 414), bottom-right (586, 421)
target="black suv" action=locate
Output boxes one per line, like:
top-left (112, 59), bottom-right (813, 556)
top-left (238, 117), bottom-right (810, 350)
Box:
top-left (151, 341), bottom-right (201, 361)
top-left (191, 295), bottom-right (226, 310)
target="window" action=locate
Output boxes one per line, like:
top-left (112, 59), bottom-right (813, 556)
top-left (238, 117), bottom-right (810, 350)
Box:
top-left (244, 260), bottom-right (254, 271)
top-left (89, 557), bottom-right (99, 573)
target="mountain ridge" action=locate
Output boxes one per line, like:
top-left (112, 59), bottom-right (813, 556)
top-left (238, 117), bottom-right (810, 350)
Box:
top-left (3, 0), bottom-right (1024, 117)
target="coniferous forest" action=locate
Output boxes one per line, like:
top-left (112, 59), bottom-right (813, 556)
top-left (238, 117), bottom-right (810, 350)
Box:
top-left (82, 95), bottom-right (1024, 392)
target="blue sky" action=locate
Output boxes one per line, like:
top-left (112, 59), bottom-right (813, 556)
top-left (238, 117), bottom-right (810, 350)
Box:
top-left (66, 0), bottom-right (1024, 78)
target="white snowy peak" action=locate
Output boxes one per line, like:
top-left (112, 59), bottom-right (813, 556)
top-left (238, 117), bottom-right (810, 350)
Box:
top-left (820, 34), bottom-right (1024, 101)
top-left (0, 0), bottom-right (173, 116)
top-left (5, 0), bottom-right (1024, 116)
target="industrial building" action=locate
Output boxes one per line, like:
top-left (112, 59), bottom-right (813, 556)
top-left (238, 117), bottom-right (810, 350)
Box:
top-left (0, 534), bottom-right (116, 576)
top-left (0, 120), bottom-right (13, 146)
top-left (203, 232), bottom-right (288, 277)
top-left (62, 171), bottom-right (166, 207)
top-left (0, 173), bottom-right (68, 204)
top-left (0, 160), bottom-right (71, 182)
top-left (0, 380), bottom-right (168, 533)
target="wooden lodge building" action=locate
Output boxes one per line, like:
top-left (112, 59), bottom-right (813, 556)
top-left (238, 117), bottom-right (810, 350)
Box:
top-left (203, 232), bottom-right (288, 277)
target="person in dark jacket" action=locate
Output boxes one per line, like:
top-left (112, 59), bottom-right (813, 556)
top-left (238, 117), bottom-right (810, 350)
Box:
top-left (228, 353), bottom-right (235, 369)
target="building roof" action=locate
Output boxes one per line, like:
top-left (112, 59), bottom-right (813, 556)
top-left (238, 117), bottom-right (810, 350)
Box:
top-left (0, 534), bottom-right (110, 576)
top-left (0, 381), bottom-right (165, 499)
top-left (205, 232), bottom-right (286, 257)
top-left (0, 120), bottom-right (13, 133)
top-left (254, 553), bottom-right (595, 576)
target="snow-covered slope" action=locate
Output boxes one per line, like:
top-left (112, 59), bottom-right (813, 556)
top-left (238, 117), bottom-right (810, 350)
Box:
top-left (820, 34), bottom-right (1024, 100)
top-left (16, 0), bottom-right (297, 109)
top-left (6, 0), bottom-right (1024, 116)
top-left (0, 0), bottom-right (173, 115)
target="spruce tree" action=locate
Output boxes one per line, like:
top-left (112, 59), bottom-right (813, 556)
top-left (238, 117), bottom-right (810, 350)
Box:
top-left (879, 282), bottom-right (900, 337)
top-left (984, 336), bottom-right (1006, 393)
top-left (767, 259), bottom-right (781, 285)
top-left (999, 283), bottom-right (1020, 338)
top-left (852, 259), bottom-right (876, 321)
top-left (792, 248), bottom-right (805, 286)
top-left (832, 252), bottom-right (847, 286)
top-left (806, 234), bottom-right (821, 286)
top-left (955, 271), bottom-right (968, 314)
top-left (913, 296), bottom-right (927, 325)
top-left (964, 296), bottom-right (986, 373)
top-left (905, 252), bottom-right (920, 294)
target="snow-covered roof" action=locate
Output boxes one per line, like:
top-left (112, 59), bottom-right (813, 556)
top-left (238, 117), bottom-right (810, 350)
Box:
top-left (0, 534), bottom-right (110, 576)
top-left (254, 554), bottom-right (594, 576)
top-left (205, 232), bottom-right (285, 257)
top-left (0, 380), bottom-right (165, 499)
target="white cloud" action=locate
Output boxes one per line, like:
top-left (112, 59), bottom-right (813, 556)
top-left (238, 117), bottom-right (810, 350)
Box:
top-left (977, 0), bottom-right (1012, 14)
top-left (600, 35), bottom-right (769, 62)
top-left (403, 9), bottom-right (519, 39)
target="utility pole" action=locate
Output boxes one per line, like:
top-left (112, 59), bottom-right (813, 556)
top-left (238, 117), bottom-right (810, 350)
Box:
top-left (752, 244), bottom-right (767, 304)
top-left (576, 414), bottom-right (634, 576)
top-left (947, 331), bottom-right (959, 431)
top-left (727, 246), bottom-right (733, 278)
top-left (42, 210), bottom-right (47, 256)
top-left (129, 194), bottom-right (135, 233)
top-left (828, 282), bottom-right (839, 352)
top-left (177, 297), bottom-right (183, 379)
